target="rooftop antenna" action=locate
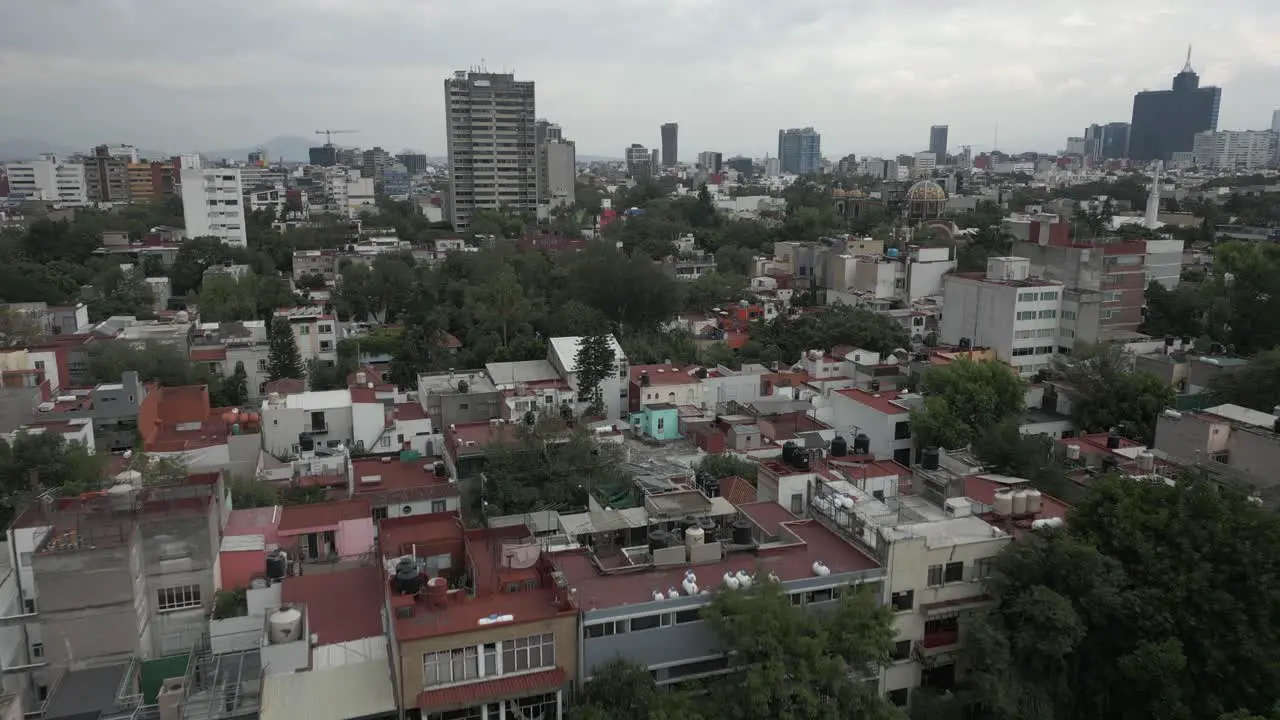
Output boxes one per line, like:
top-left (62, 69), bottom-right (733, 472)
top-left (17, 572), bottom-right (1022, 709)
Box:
top-left (1183, 44), bottom-right (1193, 72)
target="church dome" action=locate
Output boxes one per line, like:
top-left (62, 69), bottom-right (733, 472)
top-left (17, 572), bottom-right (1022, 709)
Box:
top-left (905, 179), bottom-right (947, 202)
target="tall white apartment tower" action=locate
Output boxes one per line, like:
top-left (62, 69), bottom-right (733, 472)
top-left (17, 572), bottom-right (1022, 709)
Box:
top-left (444, 70), bottom-right (537, 232)
top-left (180, 167), bottom-right (248, 247)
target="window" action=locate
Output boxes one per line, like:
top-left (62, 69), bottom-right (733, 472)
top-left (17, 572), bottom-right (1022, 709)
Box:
top-left (890, 590), bottom-right (913, 611)
top-left (790, 493), bottom-right (803, 514)
top-left (501, 633), bottom-right (554, 672)
top-left (943, 561), bottom-right (964, 583)
top-left (890, 640), bottom-right (911, 661)
top-left (157, 584), bottom-right (202, 612)
top-left (1037, 309), bottom-right (1056, 319)
top-left (372, 506), bottom-right (388, 521)
top-left (482, 642), bottom-right (498, 676)
top-left (30, 642), bottom-right (43, 659)
top-left (430, 500), bottom-right (448, 513)
top-left (1102, 291), bottom-right (1121, 302)
top-left (319, 324), bottom-right (333, 334)
top-left (257, 359), bottom-right (268, 371)
top-left (974, 557), bottom-right (996, 581)
top-left (1062, 310), bottom-right (1077, 320)
top-left (1015, 310), bottom-right (1036, 321)
top-left (208, 362), bottom-right (219, 374)
top-left (33, 360), bottom-right (45, 371)
top-left (1014, 329), bottom-right (1035, 339)
top-left (1039, 291), bottom-right (1059, 301)
top-left (319, 341), bottom-right (333, 352)
top-left (1017, 292), bottom-right (1037, 302)
top-left (927, 564), bottom-right (944, 587)
top-left (458, 403), bottom-right (469, 411)
top-left (379, 437), bottom-right (391, 448)
top-left (1035, 346), bottom-right (1054, 355)
top-left (888, 688), bottom-right (910, 707)
top-left (805, 588), bottom-right (835, 604)
top-left (423, 646), bottom-right (479, 687)
top-left (299, 325), bottom-right (310, 335)
top-left (630, 614), bottom-right (670, 632)
top-left (657, 417), bottom-right (664, 432)
top-left (674, 608), bottom-right (702, 624)
top-left (584, 621), bottom-right (625, 638)
top-left (1100, 309), bottom-right (1118, 320)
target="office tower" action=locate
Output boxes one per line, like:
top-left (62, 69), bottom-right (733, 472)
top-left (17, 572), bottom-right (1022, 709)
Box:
top-left (1101, 122), bottom-right (1130, 160)
top-left (535, 119), bottom-right (563, 146)
top-left (697, 151), bottom-right (723, 174)
top-left (928, 125), bottom-right (949, 161)
top-left (444, 70), bottom-right (537, 231)
top-left (81, 145), bottom-right (133, 203)
top-left (534, 120), bottom-right (574, 208)
top-left (1129, 48), bottom-right (1222, 162)
top-left (361, 147), bottom-right (391, 179)
top-left (1272, 110), bottom-right (1280, 133)
top-left (180, 166), bottom-right (247, 247)
top-left (777, 127), bottom-right (821, 175)
top-left (1192, 130), bottom-right (1279, 171)
top-left (2, 156), bottom-right (89, 204)
top-left (396, 153), bottom-right (428, 174)
top-left (309, 145), bottom-right (338, 167)
top-left (726, 156), bottom-right (753, 175)
top-left (1083, 124), bottom-right (1104, 162)
top-left (661, 123), bottom-right (678, 167)
top-left (625, 144), bottom-right (651, 178)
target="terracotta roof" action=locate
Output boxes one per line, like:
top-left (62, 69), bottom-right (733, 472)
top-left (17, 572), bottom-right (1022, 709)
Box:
top-left (394, 402), bottom-right (428, 421)
top-left (281, 565), bottom-right (384, 645)
top-left (277, 499), bottom-right (370, 534)
top-left (190, 347), bottom-right (227, 362)
top-left (718, 475), bottom-right (757, 507)
top-left (264, 378), bottom-right (305, 397)
top-left (833, 387), bottom-right (910, 416)
top-left (417, 668), bottom-right (566, 712)
top-left (630, 364), bottom-right (702, 386)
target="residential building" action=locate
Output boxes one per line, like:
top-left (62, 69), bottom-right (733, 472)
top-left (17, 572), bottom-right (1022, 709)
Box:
top-left (397, 153), bottom-right (429, 174)
top-left (1, 157), bottom-right (88, 205)
top-left (1191, 130), bottom-right (1278, 171)
top-left (939, 257), bottom-right (1065, 376)
top-left (1129, 50), bottom-right (1222, 162)
top-left (928, 125), bottom-right (948, 161)
top-left (180, 167), bottom-right (247, 247)
top-left (80, 145), bottom-right (133, 203)
top-left (271, 307), bottom-right (337, 366)
top-left (127, 161), bottom-right (178, 204)
top-left (913, 152), bottom-right (936, 178)
top-left (381, 513), bottom-right (578, 718)
top-left (1153, 404), bottom-right (1280, 504)
top-left (538, 139), bottom-right (576, 210)
top-left (260, 386), bottom-right (419, 459)
top-left (190, 319), bottom-right (271, 399)
top-left (661, 123), bottom-right (679, 167)
top-left (444, 70), bottom-right (538, 231)
top-left (629, 364), bottom-right (706, 413)
top-left (418, 370), bottom-right (503, 429)
top-left (650, 149), bottom-right (660, 174)
top-left (778, 128), bottom-right (821, 175)
top-left (548, 335), bottom-right (629, 421)
top-left (828, 388), bottom-right (919, 466)
top-left (625, 144), bottom-right (651, 179)
top-left (361, 146), bottom-right (391, 180)
top-left (1014, 238), bottom-right (1148, 346)
top-left (28, 370), bottom-right (145, 452)
top-left (348, 455), bottom-right (461, 519)
top-left (1002, 211), bottom-right (1070, 247)
top-left (485, 359), bottom-right (576, 421)
top-left (139, 384), bottom-right (262, 476)
top-left (291, 249), bottom-right (340, 284)
top-left (697, 151), bottom-right (723, 174)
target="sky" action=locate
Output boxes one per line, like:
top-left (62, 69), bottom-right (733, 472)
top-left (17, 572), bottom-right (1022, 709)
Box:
top-left (2, 0), bottom-right (1280, 160)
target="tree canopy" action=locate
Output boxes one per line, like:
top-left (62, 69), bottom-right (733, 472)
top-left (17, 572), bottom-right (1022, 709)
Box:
top-left (1054, 344), bottom-right (1174, 444)
top-left (910, 358), bottom-right (1026, 450)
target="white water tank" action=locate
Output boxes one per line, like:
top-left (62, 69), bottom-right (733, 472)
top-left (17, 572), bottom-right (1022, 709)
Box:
top-left (268, 606), bottom-right (303, 644)
top-left (735, 570), bottom-right (752, 589)
top-left (1065, 444), bottom-right (1081, 460)
top-left (1024, 489), bottom-right (1043, 515)
top-left (1012, 490), bottom-right (1029, 515)
top-left (993, 490), bottom-right (1014, 516)
top-left (1137, 451), bottom-right (1155, 472)
top-left (1032, 517), bottom-right (1065, 531)
top-left (685, 526), bottom-right (705, 547)
top-left (811, 561), bottom-right (831, 577)
top-left (722, 572), bottom-right (740, 590)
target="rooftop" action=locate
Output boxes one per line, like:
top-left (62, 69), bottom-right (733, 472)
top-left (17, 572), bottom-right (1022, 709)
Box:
top-left (419, 369), bottom-right (497, 395)
top-left (949, 271), bottom-right (1062, 288)
top-left (833, 387), bottom-right (915, 416)
top-left (548, 335), bottom-right (625, 373)
top-left (278, 498), bottom-right (370, 534)
top-left (283, 389), bottom-right (352, 410)
top-left (349, 456), bottom-right (457, 502)
top-left (631, 364), bottom-right (703, 386)
top-left (281, 565), bottom-right (384, 645)
top-left (485, 359), bottom-right (561, 386)
top-left (446, 420), bottom-right (519, 458)
top-left (260, 661), bottom-right (396, 720)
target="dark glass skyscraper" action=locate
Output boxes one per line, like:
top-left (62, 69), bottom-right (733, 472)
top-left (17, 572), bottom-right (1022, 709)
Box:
top-left (1101, 123), bottom-right (1130, 160)
top-left (661, 123), bottom-right (678, 167)
top-left (778, 127), bottom-right (821, 175)
top-left (929, 125), bottom-right (949, 160)
top-left (1129, 50), bottom-right (1221, 162)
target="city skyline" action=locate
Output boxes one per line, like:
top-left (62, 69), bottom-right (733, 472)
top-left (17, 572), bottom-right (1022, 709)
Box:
top-left (2, 1), bottom-right (1280, 159)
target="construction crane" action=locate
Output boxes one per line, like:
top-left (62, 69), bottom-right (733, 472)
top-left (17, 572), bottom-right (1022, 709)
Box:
top-left (314, 129), bottom-right (359, 146)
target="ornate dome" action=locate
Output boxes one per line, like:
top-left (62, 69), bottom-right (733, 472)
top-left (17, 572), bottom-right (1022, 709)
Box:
top-left (905, 179), bottom-right (947, 202)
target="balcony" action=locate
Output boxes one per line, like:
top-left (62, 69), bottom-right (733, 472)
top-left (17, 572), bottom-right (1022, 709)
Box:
top-left (921, 629), bottom-right (959, 649)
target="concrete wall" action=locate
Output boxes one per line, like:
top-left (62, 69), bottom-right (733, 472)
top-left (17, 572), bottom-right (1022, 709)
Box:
top-left (0, 555), bottom-right (27, 696)
top-left (33, 541), bottom-right (143, 670)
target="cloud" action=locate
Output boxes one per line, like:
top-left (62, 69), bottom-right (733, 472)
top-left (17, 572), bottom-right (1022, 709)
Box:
top-left (1, 0), bottom-right (1278, 158)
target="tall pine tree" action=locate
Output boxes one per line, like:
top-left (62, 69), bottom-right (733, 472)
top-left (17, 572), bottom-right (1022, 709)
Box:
top-left (574, 334), bottom-right (616, 417)
top-left (266, 317), bottom-right (306, 382)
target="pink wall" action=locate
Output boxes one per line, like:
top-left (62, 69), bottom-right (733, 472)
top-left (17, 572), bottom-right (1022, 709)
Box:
top-left (337, 518), bottom-right (375, 558)
top-left (220, 549), bottom-right (266, 590)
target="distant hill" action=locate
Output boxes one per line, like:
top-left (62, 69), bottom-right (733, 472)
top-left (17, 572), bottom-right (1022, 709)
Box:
top-left (201, 135), bottom-right (320, 163)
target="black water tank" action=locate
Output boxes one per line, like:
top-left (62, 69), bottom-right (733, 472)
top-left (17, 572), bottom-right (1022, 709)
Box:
top-left (647, 530), bottom-right (670, 552)
top-left (433, 462), bottom-right (447, 477)
top-left (560, 402), bottom-right (573, 420)
top-left (395, 558), bottom-right (423, 595)
top-left (922, 447), bottom-right (940, 471)
top-left (853, 433), bottom-right (871, 455)
top-left (640, 372), bottom-right (651, 386)
top-left (731, 519), bottom-right (753, 546)
top-left (792, 454), bottom-right (810, 471)
top-left (265, 550), bottom-right (287, 582)
top-left (830, 436), bottom-right (849, 457)
top-left (1106, 432), bottom-right (1122, 450)
top-left (698, 517), bottom-right (717, 533)
top-left (782, 441), bottom-right (798, 464)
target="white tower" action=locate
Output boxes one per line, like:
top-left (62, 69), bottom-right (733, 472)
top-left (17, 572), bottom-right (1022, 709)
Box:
top-left (1143, 161), bottom-right (1163, 230)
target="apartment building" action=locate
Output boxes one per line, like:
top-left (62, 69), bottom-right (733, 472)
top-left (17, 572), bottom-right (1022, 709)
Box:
top-left (418, 370), bottom-right (504, 430)
top-left (624, 144), bottom-right (651, 179)
top-left (381, 513), bottom-right (578, 719)
top-left (1154, 404), bottom-right (1280, 503)
top-left (127, 161), bottom-right (178, 204)
top-left (180, 167), bottom-right (247, 247)
top-left (939, 257), bottom-right (1065, 376)
top-left (259, 386), bottom-right (431, 460)
top-left (628, 364), bottom-right (706, 413)
top-left (1, 157), bottom-right (88, 205)
top-left (1015, 238), bottom-right (1148, 345)
top-left (81, 145), bottom-right (133, 203)
top-left (828, 389), bottom-right (919, 466)
top-left (444, 70), bottom-right (538, 232)
top-left (272, 307), bottom-right (337, 366)
top-left (537, 139), bottom-right (576, 211)
top-left (1192, 129), bottom-right (1278, 171)
top-left (291, 249), bottom-right (340, 284)
top-left (548, 336), bottom-right (629, 421)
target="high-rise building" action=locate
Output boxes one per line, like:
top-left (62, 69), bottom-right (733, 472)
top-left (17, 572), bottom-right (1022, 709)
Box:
top-left (726, 156), bottom-right (754, 176)
top-left (661, 123), bottom-right (678, 167)
top-left (538, 139), bottom-right (576, 210)
top-left (180, 165), bottom-right (247, 247)
top-left (1272, 110), bottom-right (1280, 133)
top-left (1101, 123), bottom-right (1131, 160)
top-left (697, 151), bottom-right (723, 174)
top-left (361, 147), bottom-right (391, 179)
top-left (81, 145), bottom-right (132, 203)
top-left (395, 153), bottom-right (428, 174)
top-left (127, 161), bottom-right (178, 204)
top-left (309, 145), bottom-right (338, 167)
top-left (1129, 49), bottom-right (1222, 162)
top-left (444, 70), bottom-right (537, 231)
top-left (778, 127), bottom-right (821, 175)
top-left (928, 125), bottom-right (949, 161)
top-left (1192, 130), bottom-right (1279, 171)
top-left (2, 156), bottom-right (89, 205)
top-left (625, 144), bottom-right (651, 178)
top-left (1083, 124), bottom-right (1104, 162)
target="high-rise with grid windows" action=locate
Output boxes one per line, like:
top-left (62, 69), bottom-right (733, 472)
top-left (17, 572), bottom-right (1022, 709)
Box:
top-left (444, 70), bottom-right (537, 232)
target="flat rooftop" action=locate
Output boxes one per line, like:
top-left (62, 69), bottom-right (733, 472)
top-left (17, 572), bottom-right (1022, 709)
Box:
top-left (420, 370), bottom-right (497, 395)
top-left (816, 476), bottom-right (1006, 548)
top-left (281, 565), bottom-right (384, 645)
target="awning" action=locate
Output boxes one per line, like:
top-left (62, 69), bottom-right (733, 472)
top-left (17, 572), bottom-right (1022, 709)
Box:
top-left (418, 668), bottom-right (566, 712)
top-left (920, 593), bottom-right (993, 618)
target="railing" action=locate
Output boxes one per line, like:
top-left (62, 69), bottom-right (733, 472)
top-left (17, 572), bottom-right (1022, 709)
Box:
top-left (921, 629), bottom-right (959, 649)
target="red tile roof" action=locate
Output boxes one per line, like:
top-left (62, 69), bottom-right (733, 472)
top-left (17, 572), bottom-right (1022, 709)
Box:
top-left (833, 387), bottom-right (910, 416)
top-left (394, 402), bottom-right (428, 421)
top-left (281, 565), bottom-right (384, 645)
top-left (630, 364), bottom-right (702, 386)
top-left (277, 499), bottom-right (370, 534)
top-left (349, 457), bottom-right (456, 500)
top-left (718, 475), bottom-right (757, 507)
top-left (418, 668), bottom-right (566, 712)
top-left (190, 347), bottom-right (227, 362)
top-left (964, 476), bottom-right (1070, 521)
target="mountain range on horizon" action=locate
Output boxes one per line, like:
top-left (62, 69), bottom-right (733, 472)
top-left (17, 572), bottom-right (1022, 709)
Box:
top-left (0, 135), bottom-right (619, 164)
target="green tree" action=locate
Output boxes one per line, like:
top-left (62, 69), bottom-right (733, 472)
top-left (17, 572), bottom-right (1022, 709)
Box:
top-left (910, 358), bottom-right (1026, 450)
top-left (574, 334), bottom-right (616, 416)
top-left (570, 661), bottom-right (707, 720)
top-left (696, 454), bottom-right (759, 482)
top-left (1141, 279), bottom-right (1205, 340)
top-left (224, 361), bottom-right (249, 406)
top-left (1054, 343), bottom-right (1174, 444)
top-left (87, 341), bottom-right (206, 387)
top-left (89, 265), bottom-right (156, 320)
top-left (266, 317), bottom-right (306, 382)
top-left (1209, 349), bottom-right (1280, 412)
top-left (196, 273), bottom-right (258, 322)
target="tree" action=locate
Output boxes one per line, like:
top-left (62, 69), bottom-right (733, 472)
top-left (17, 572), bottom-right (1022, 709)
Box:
top-left (570, 661), bottom-right (707, 720)
top-left (963, 474), bottom-right (1280, 720)
top-left (1141, 279), bottom-right (1205, 340)
top-left (0, 307), bottom-right (43, 347)
top-left (910, 358), bottom-right (1026, 450)
top-left (195, 273), bottom-right (257, 322)
top-left (0, 431), bottom-right (106, 504)
top-left (747, 305), bottom-right (910, 362)
top-left (1209, 349), bottom-right (1280, 413)
top-left (224, 362), bottom-right (249, 406)
top-left (89, 265), bottom-right (156, 320)
top-left (266, 317), bottom-right (306, 382)
top-left (696, 453), bottom-right (759, 482)
top-left (574, 334), bottom-right (616, 416)
top-left (87, 341), bottom-right (207, 387)
top-left (1054, 344), bottom-right (1174, 444)
top-left (481, 426), bottom-right (627, 514)
top-left (973, 420), bottom-right (1076, 501)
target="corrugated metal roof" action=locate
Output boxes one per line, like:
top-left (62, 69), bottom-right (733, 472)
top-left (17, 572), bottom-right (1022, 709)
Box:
top-left (260, 661), bottom-right (395, 720)
top-left (220, 534), bottom-right (265, 552)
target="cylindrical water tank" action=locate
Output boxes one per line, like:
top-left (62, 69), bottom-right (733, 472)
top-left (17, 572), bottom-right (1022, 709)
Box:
top-left (993, 490), bottom-right (1014, 516)
top-left (731, 519), bottom-right (753, 546)
top-left (853, 433), bottom-right (871, 455)
top-left (811, 561), bottom-right (831, 577)
top-left (1012, 490), bottom-right (1029, 515)
top-left (922, 447), bottom-right (940, 471)
top-left (648, 530), bottom-right (671, 552)
top-left (735, 570), bottom-right (752, 589)
top-left (395, 558), bottom-right (423, 595)
top-left (722, 572), bottom-right (740, 590)
top-left (1137, 451), bottom-right (1155, 472)
top-left (1024, 489), bottom-right (1043, 515)
top-left (265, 550), bottom-right (287, 582)
top-left (685, 526), bottom-right (705, 547)
top-left (830, 436), bottom-right (849, 457)
top-left (268, 606), bottom-right (303, 644)
top-left (1065, 444), bottom-right (1081, 460)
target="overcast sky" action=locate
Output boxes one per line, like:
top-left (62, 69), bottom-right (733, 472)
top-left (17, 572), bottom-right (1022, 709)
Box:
top-left (3, 0), bottom-right (1279, 159)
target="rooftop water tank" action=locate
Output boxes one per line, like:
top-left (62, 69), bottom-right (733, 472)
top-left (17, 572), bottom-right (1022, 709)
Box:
top-left (265, 550), bottom-right (288, 582)
top-left (1024, 489), bottom-right (1043, 515)
top-left (1065, 444), bottom-right (1081, 460)
top-left (394, 558), bottom-right (422, 595)
top-left (921, 447), bottom-right (940, 471)
top-left (853, 433), bottom-right (871, 455)
top-left (993, 490), bottom-right (1014, 517)
top-left (830, 435), bottom-right (848, 457)
top-left (647, 530), bottom-right (671, 552)
top-left (684, 526), bottom-right (705, 548)
top-left (731, 519), bottom-right (753, 546)
top-left (1012, 490), bottom-right (1029, 515)
top-left (268, 606), bottom-right (303, 644)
